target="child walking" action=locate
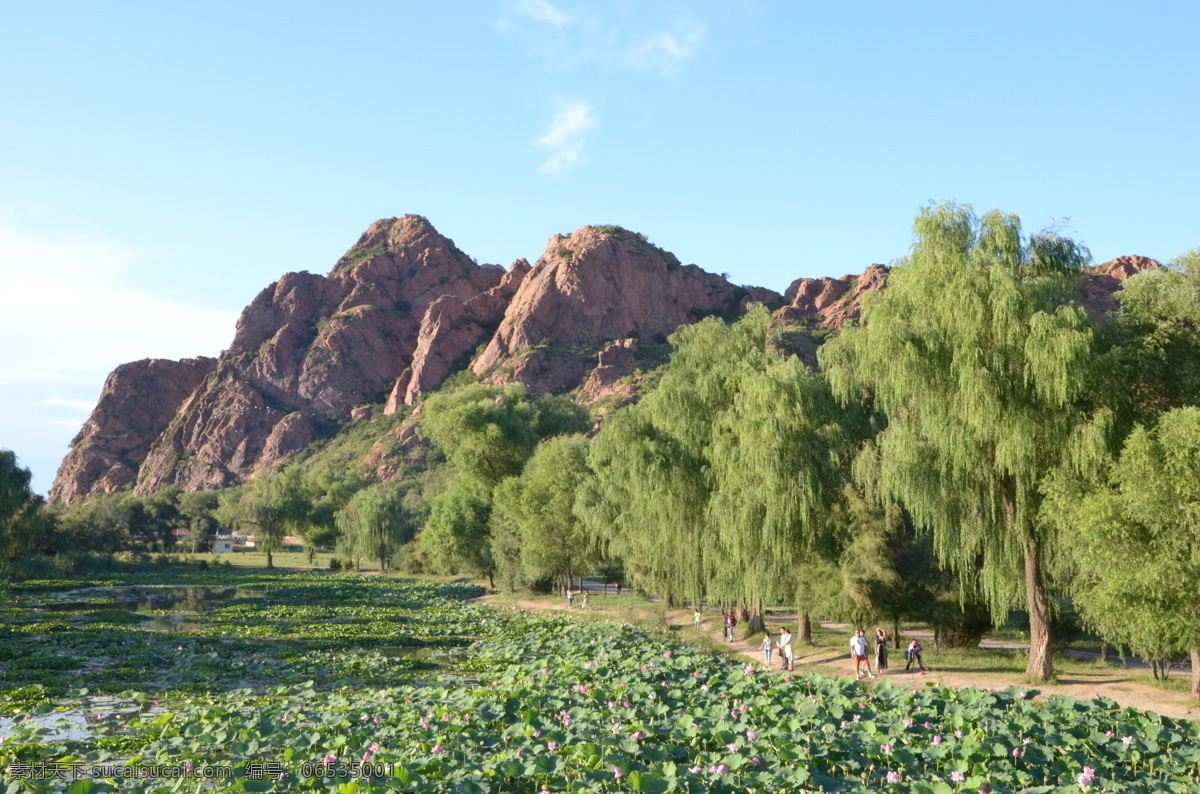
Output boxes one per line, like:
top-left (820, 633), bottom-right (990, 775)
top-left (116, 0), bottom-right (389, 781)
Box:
top-left (759, 631), bottom-right (773, 666)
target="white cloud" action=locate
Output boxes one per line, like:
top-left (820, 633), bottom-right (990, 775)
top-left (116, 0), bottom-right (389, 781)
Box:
top-left (625, 23), bottom-right (707, 75)
top-left (495, 3), bottom-right (707, 77)
top-left (536, 99), bottom-right (597, 178)
top-left (508, 0), bottom-right (573, 27)
top-left (0, 222), bottom-right (238, 494)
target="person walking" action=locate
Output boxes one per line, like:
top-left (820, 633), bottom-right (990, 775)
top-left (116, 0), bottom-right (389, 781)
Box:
top-left (566, 589), bottom-right (575, 609)
top-left (850, 628), bottom-right (875, 679)
top-left (759, 631), bottom-right (774, 667)
top-left (777, 627), bottom-right (794, 671)
top-left (581, 590), bottom-right (590, 610)
top-left (693, 606), bottom-right (702, 629)
top-left (905, 639), bottom-right (927, 673)
top-left (875, 628), bottom-right (889, 671)
top-left (723, 609), bottom-right (736, 642)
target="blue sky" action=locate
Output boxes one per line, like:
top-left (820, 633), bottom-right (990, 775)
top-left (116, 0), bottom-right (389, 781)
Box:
top-left (2, 0), bottom-right (1198, 494)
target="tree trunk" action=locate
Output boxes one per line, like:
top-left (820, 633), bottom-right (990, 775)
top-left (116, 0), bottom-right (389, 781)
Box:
top-left (747, 597), bottom-right (765, 634)
top-left (738, 600), bottom-right (750, 626)
top-left (487, 569), bottom-right (495, 591)
top-left (893, 617), bottom-right (901, 650)
top-left (1099, 642), bottom-right (1109, 663)
top-left (1023, 538), bottom-right (1053, 682)
top-left (307, 545), bottom-right (315, 565)
top-left (1190, 648), bottom-right (1200, 700)
top-left (266, 548), bottom-right (274, 569)
top-left (797, 610), bottom-right (812, 643)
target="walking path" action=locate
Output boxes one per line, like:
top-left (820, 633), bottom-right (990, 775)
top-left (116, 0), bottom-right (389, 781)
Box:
top-left (478, 590), bottom-right (1197, 722)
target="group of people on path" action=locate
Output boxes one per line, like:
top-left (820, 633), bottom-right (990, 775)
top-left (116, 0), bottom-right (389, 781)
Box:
top-left (850, 627), bottom-right (927, 678)
top-left (703, 605), bottom-right (930, 677)
top-left (564, 589), bottom-right (590, 610)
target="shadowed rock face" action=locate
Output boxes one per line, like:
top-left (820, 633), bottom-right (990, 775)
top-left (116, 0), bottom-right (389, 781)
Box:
top-left (130, 215), bottom-right (507, 495)
top-left (51, 214), bottom-right (1160, 503)
top-left (776, 264), bottom-right (890, 329)
top-left (1080, 255), bottom-right (1161, 318)
top-left (50, 357), bottom-right (216, 504)
top-left (472, 225), bottom-right (750, 393)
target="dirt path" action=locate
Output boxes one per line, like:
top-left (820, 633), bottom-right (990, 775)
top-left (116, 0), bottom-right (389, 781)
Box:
top-left (477, 593), bottom-right (1196, 722)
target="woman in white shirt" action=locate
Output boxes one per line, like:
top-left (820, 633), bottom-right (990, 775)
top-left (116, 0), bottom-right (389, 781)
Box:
top-left (777, 628), bottom-right (794, 671)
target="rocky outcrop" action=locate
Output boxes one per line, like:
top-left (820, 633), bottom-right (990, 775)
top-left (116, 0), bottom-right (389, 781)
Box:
top-left (776, 264), bottom-right (890, 329)
top-left (50, 357), bottom-right (215, 504)
top-left (581, 338), bottom-right (640, 403)
top-left (386, 258), bottom-right (532, 412)
top-left (131, 216), bottom-right (506, 494)
top-left (473, 226), bottom-right (746, 393)
top-left (1080, 255), bottom-right (1161, 317)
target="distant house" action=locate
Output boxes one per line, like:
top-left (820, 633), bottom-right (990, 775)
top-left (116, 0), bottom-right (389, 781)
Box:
top-left (211, 536), bottom-right (235, 554)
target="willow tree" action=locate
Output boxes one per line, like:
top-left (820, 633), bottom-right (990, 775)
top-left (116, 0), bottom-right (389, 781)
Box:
top-left (492, 435), bottom-right (592, 592)
top-left (1049, 407), bottom-right (1200, 698)
top-left (819, 202), bottom-right (1103, 681)
top-left (707, 353), bottom-right (848, 634)
top-left (583, 307), bottom-right (850, 625)
top-left (419, 381), bottom-right (589, 583)
top-left (335, 483), bottom-right (415, 572)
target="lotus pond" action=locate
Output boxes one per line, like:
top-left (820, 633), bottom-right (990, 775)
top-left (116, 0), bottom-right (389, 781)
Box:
top-left (1, 571), bottom-right (1197, 792)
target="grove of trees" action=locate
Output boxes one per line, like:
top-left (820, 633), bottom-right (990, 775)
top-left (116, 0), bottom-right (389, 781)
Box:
top-left (6, 202), bottom-right (1199, 695)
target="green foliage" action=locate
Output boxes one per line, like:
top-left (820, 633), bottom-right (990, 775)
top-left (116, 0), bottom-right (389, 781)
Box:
top-left (1048, 406), bottom-right (1200, 694)
top-left (583, 308), bottom-right (850, 610)
top-left (1110, 265), bottom-right (1200, 426)
top-left (0, 450), bottom-right (46, 561)
top-left (491, 435), bottom-right (592, 590)
top-left (418, 382), bottom-right (589, 582)
top-left (819, 202), bottom-right (1103, 681)
top-left (3, 573), bottom-right (1197, 792)
top-left (334, 482), bottom-right (417, 572)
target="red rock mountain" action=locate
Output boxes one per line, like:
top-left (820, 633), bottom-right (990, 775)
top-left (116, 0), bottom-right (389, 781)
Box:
top-left (50, 357), bottom-right (216, 503)
top-left (472, 226), bottom-right (781, 394)
top-left (49, 216), bottom-right (1161, 503)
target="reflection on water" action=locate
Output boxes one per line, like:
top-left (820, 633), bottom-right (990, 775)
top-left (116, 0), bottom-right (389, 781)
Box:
top-left (33, 585), bottom-right (266, 616)
top-left (0, 695), bottom-right (169, 743)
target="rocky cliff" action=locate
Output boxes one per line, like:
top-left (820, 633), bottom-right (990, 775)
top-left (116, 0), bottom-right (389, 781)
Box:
top-left (129, 215), bottom-right (507, 497)
top-left (49, 214), bottom-right (1160, 503)
top-left (50, 357), bottom-right (216, 503)
top-left (471, 225), bottom-right (781, 394)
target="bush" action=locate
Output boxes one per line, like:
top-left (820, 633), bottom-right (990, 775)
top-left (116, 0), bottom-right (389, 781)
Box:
top-left (329, 558), bottom-right (342, 571)
top-left (931, 597), bottom-right (993, 649)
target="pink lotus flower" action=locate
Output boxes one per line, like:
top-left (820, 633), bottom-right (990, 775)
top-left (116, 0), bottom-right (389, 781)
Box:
top-left (1078, 766), bottom-right (1096, 788)
top-left (547, 741), bottom-right (558, 751)
top-left (370, 743), bottom-right (380, 752)
top-left (886, 771), bottom-right (901, 784)
top-left (881, 744), bottom-right (894, 754)
top-left (710, 764), bottom-right (729, 774)
top-left (612, 766), bottom-right (624, 780)
top-left (950, 770), bottom-right (964, 782)
top-left (431, 745), bottom-right (444, 754)
top-left (746, 730), bottom-right (757, 740)
top-left (632, 731), bottom-right (644, 740)
top-left (323, 755), bottom-right (337, 764)
top-left (750, 757), bottom-right (761, 767)
top-left (932, 735), bottom-right (943, 745)
top-left (726, 742), bottom-right (738, 752)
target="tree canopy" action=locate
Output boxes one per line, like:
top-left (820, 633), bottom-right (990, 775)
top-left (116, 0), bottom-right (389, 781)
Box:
top-left (819, 202), bottom-right (1104, 681)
